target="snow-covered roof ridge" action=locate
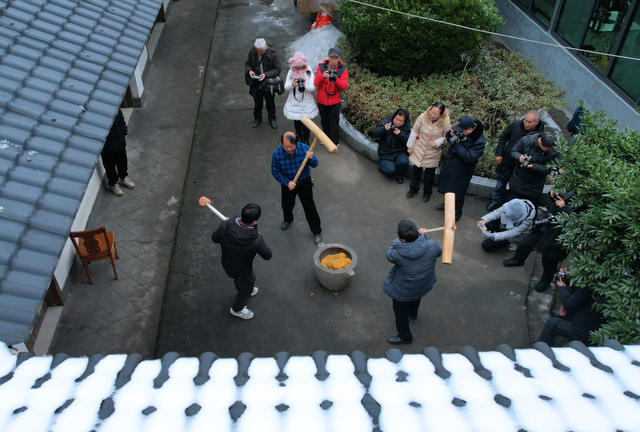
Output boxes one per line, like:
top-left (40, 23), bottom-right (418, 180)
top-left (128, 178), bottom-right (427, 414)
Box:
top-left (1, 342), bottom-right (639, 431)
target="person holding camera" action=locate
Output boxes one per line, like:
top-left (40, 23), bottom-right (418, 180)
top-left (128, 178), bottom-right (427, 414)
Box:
top-left (507, 132), bottom-right (558, 205)
top-left (503, 190), bottom-right (576, 292)
top-left (477, 198), bottom-right (535, 252)
top-left (314, 47), bottom-right (348, 146)
top-left (435, 115), bottom-right (485, 220)
top-left (245, 37), bottom-right (282, 129)
top-left (372, 109), bottom-right (411, 184)
top-left (487, 111), bottom-right (545, 211)
top-left (383, 220), bottom-right (442, 345)
top-left (406, 102), bottom-right (451, 202)
top-left (538, 268), bottom-right (601, 346)
top-left (283, 51), bottom-right (318, 144)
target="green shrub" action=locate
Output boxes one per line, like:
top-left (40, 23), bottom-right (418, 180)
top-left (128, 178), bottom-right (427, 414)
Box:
top-left (553, 110), bottom-right (640, 344)
top-left (340, 40), bottom-right (565, 178)
top-left (338, 0), bottom-right (503, 77)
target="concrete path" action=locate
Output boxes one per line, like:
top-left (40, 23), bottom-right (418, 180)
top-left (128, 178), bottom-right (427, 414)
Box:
top-left (51, 0), bottom-right (543, 359)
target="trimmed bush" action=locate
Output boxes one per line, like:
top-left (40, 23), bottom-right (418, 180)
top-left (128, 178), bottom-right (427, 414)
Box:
top-left (338, 0), bottom-right (503, 77)
top-left (340, 40), bottom-right (565, 178)
top-left (553, 110), bottom-right (640, 344)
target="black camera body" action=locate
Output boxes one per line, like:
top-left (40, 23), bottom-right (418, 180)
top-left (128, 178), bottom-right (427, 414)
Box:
top-left (389, 125), bottom-right (397, 133)
top-left (328, 69), bottom-right (338, 82)
top-left (296, 77), bottom-right (305, 92)
top-left (448, 129), bottom-right (463, 145)
top-left (522, 154), bottom-right (533, 168)
top-left (553, 270), bottom-right (566, 283)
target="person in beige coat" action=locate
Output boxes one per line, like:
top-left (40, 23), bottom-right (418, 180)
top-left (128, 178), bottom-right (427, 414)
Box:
top-left (406, 102), bottom-right (451, 202)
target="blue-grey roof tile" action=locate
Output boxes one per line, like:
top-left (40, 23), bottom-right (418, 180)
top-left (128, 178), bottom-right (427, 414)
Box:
top-left (60, 147), bottom-right (97, 168)
top-left (28, 137), bottom-right (65, 158)
top-left (73, 121), bottom-right (109, 140)
top-left (24, 27), bottom-right (55, 44)
top-left (3, 53), bottom-right (36, 71)
top-left (32, 65), bottom-right (65, 84)
top-left (19, 155), bottom-right (57, 173)
top-left (12, 248), bottom-right (59, 276)
top-left (43, 110), bottom-right (76, 129)
top-left (2, 181), bottom-right (41, 204)
top-left (33, 123), bottom-right (70, 142)
top-left (13, 1), bottom-right (41, 14)
top-left (0, 240), bottom-right (13, 264)
top-left (74, 58), bottom-right (104, 75)
top-left (2, 111), bottom-right (40, 131)
top-left (0, 158), bottom-right (14, 174)
top-left (9, 166), bottom-right (49, 188)
top-left (47, 177), bottom-right (85, 199)
top-left (20, 229), bottom-right (66, 257)
top-left (40, 55), bottom-right (72, 73)
top-left (39, 192), bottom-right (78, 216)
top-left (66, 134), bottom-right (103, 155)
top-left (49, 99), bottom-right (84, 118)
top-left (56, 88), bottom-right (89, 106)
top-left (0, 219), bottom-right (25, 243)
top-left (0, 126), bottom-right (30, 144)
top-left (29, 208), bottom-right (73, 235)
top-left (13, 98), bottom-right (48, 118)
top-left (0, 198), bottom-right (32, 223)
top-left (0, 321), bottom-right (32, 343)
top-left (16, 35), bottom-right (48, 52)
top-left (25, 77), bottom-right (58, 95)
top-left (39, 12), bottom-right (66, 27)
top-left (0, 305), bottom-right (34, 325)
top-left (54, 162), bottom-right (92, 182)
top-left (0, 280), bottom-right (45, 300)
top-left (0, 294), bottom-right (42, 318)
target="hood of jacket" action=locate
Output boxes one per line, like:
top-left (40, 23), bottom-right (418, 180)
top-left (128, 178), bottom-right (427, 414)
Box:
top-left (394, 235), bottom-right (430, 260)
top-left (465, 119), bottom-right (484, 143)
top-left (225, 217), bottom-right (260, 246)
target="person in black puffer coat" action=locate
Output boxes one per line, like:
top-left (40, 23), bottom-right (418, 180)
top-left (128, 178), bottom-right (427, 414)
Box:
top-left (435, 115), bottom-right (485, 221)
top-left (101, 109), bottom-right (135, 196)
top-left (212, 203), bottom-right (272, 320)
top-left (508, 132), bottom-right (558, 205)
top-left (245, 38), bottom-right (282, 129)
top-left (372, 109), bottom-right (411, 184)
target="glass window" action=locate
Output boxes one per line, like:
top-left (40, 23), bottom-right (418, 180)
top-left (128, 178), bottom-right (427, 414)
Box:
top-left (512, 0), bottom-right (530, 8)
top-left (581, 0), bottom-right (631, 72)
top-left (556, 0), bottom-right (595, 47)
top-left (609, 6), bottom-right (640, 101)
top-left (532, 0), bottom-right (557, 27)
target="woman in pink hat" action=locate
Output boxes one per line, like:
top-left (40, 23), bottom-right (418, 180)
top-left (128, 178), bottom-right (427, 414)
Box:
top-left (283, 51), bottom-right (319, 144)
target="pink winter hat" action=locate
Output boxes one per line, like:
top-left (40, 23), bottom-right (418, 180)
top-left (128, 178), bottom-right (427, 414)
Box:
top-left (288, 51), bottom-right (308, 68)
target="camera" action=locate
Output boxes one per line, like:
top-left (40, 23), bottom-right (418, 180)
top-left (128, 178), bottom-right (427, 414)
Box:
top-left (295, 77), bottom-right (305, 92)
top-left (553, 270), bottom-right (566, 283)
top-left (389, 125), bottom-right (397, 132)
top-left (522, 154), bottom-right (533, 168)
top-left (547, 166), bottom-right (560, 177)
top-left (447, 129), bottom-right (463, 145)
top-left (328, 69), bottom-right (338, 82)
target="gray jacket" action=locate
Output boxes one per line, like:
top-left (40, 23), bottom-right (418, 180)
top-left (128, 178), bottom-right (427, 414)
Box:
top-left (383, 235), bottom-right (442, 302)
top-left (480, 199), bottom-right (535, 242)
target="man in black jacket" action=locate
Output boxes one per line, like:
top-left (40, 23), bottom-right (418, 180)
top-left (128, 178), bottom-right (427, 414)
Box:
top-left (507, 132), bottom-right (558, 205)
top-left (101, 109), bottom-right (135, 196)
top-left (211, 203), bottom-right (272, 320)
top-left (435, 115), bottom-right (485, 221)
top-left (538, 271), bottom-right (601, 346)
top-left (372, 109), bottom-right (411, 184)
top-left (245, 38), bottom-right (282, 129)
top-left (487, 111), bottom-right (544, 211)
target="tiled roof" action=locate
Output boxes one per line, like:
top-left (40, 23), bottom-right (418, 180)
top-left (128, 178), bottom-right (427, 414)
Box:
top-left (1, 341), bottom-right (639, 431)
top-left (0, 0), bottom-right (161, 345)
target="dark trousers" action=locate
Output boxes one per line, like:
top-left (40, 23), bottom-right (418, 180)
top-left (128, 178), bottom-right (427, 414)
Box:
top-left (481, 220), bottom-right (510, 251)
top-left (505, 189), bottom-right (541, 207)
top-left (409, 166), bottom-right (436, 195)
top-left (101, 149), bottom-right (128, 186)
top-left (378, 153), bottom-right (409, 180)
top-left (281, 176), bottom-right (321, 234)
top-left (513, 231), bottom-right (560, 283)
top-left (232, 270), bottom-right (256, 312)
top-left (293, 120), bottom-right (311, 144)
top-left (253, 88), bottom-right (276, 121)
top-left (392, 299), bottom-right (420, 341)
top-left (490, 169), bottom-right (512, 205)
top-left (318, 103), bottom-right (341, 146)
top-left (538, 316), bottom-right (590, 345)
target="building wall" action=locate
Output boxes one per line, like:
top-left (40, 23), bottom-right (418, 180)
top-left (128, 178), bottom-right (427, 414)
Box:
top-left (494, 0), bottom-right (640, 131)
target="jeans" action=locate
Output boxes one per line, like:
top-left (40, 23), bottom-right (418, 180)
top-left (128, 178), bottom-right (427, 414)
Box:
top-left (490, 170), bottom-right (511, 205)
top-left (318, 103), bottom-right (341, 146)
top-left (481, 220), bottom-right (510, 251)
top-left (538, 316), bottom-right (590, 345)
top-left (253, 87), bottom-right (276, 121)
top-left (392, 299), bottom-right (421, 341)
top-left (281, 176), bottom-right (322, 234)
top-left (513, 231), bottom-right (560, 283)
top-left (232, 270), bottom-right (256, 312)
top-left (378, 153), bottom-right (409, 180)
top-left (101, 149), bottom-right (128, 186)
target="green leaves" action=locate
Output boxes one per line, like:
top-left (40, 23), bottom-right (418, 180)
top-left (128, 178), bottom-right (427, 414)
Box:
top-left (554, 110), bottom-right (640, 344)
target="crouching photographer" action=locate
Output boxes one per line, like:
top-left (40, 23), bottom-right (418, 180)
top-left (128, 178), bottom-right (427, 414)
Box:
top-left (538, 268), bottom-right (602, 346)
top-left (477, 198), bottom-right (535, 252)
top-left (503, 190), bottom-right (576, 292)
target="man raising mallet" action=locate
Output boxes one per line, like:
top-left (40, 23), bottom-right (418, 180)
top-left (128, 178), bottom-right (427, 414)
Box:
top-left (211, 203), bottom-right (272, 320)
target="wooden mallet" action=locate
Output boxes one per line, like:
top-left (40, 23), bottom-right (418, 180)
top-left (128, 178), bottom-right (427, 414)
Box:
top-left (421, 192), bottom-right (456, 264)
top-left (291, 116), bottom-right (339, 183)
top-left (198, 196), bottom-right (228, 221)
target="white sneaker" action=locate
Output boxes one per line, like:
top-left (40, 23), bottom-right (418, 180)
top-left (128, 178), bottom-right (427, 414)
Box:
top-left (119, 176), bottom-right (135, 189)
top-left (251, 287), bottom-right (259, 296)
top-left (110, 184), bottom-right (124, 196)
top-left (229, 307), bottom-right (254, 320)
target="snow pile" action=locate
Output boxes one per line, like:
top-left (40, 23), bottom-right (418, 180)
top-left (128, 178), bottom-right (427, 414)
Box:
top-left (288, 25), bottom-right (344, 69)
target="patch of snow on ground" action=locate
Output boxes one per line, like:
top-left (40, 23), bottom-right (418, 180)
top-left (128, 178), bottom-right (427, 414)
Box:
top-left (288, 25), bottom-right (344, 68)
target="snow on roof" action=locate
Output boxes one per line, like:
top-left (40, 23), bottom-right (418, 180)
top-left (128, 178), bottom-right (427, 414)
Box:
top-left (1, 341), bottom-right (639, 431)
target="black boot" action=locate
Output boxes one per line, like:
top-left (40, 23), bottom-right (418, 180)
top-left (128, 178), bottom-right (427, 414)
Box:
top-left (503, 257), bottom-right (525, 267)
top-left (406, 188), bottom-right (418, 198)
top-left (422, 190), bottom-right (431, 202)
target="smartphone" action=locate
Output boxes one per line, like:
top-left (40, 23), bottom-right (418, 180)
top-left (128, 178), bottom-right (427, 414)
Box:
top-left (479, 223), bottom-right (487, 233)
top-left (251, 75), bottom-right (261, 80)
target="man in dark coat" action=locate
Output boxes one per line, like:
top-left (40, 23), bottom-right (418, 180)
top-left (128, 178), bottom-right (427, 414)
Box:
top-left (487, 111), bottom-right (545, 211)
top-left (245, 37), bottom-right (282, 129)
top-left (436, 115), bottom-right (485, 220)
top-left (101, 109), bottom-right (135, 196)
top-left (507, 132), bottom-right (558, 205)
top-left (538, 271), bottom-right (601, 346)
top-left (372, 109), bottom-right (411, 184)
top-left (504, 190), bottom-right (576, 292)
top-left (211, 203), bottom-right (272, 320)
top-left (383, 220), bottom-right (442, 344)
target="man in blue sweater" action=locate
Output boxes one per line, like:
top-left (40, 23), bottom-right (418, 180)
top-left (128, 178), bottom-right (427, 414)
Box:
top-left (271, 131), bottom-right (322, 245)
top-left (383, 220), bottom-right (442, 344)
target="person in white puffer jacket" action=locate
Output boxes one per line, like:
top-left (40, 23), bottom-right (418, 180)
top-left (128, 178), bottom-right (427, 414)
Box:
top-left (283, 51), bottom-right (319, 144)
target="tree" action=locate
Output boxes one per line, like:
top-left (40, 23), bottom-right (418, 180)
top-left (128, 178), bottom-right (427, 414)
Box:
top-left (338, 0), bottom-right (503, 77)
top-left (554, 109), bottom-right (640, 344)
